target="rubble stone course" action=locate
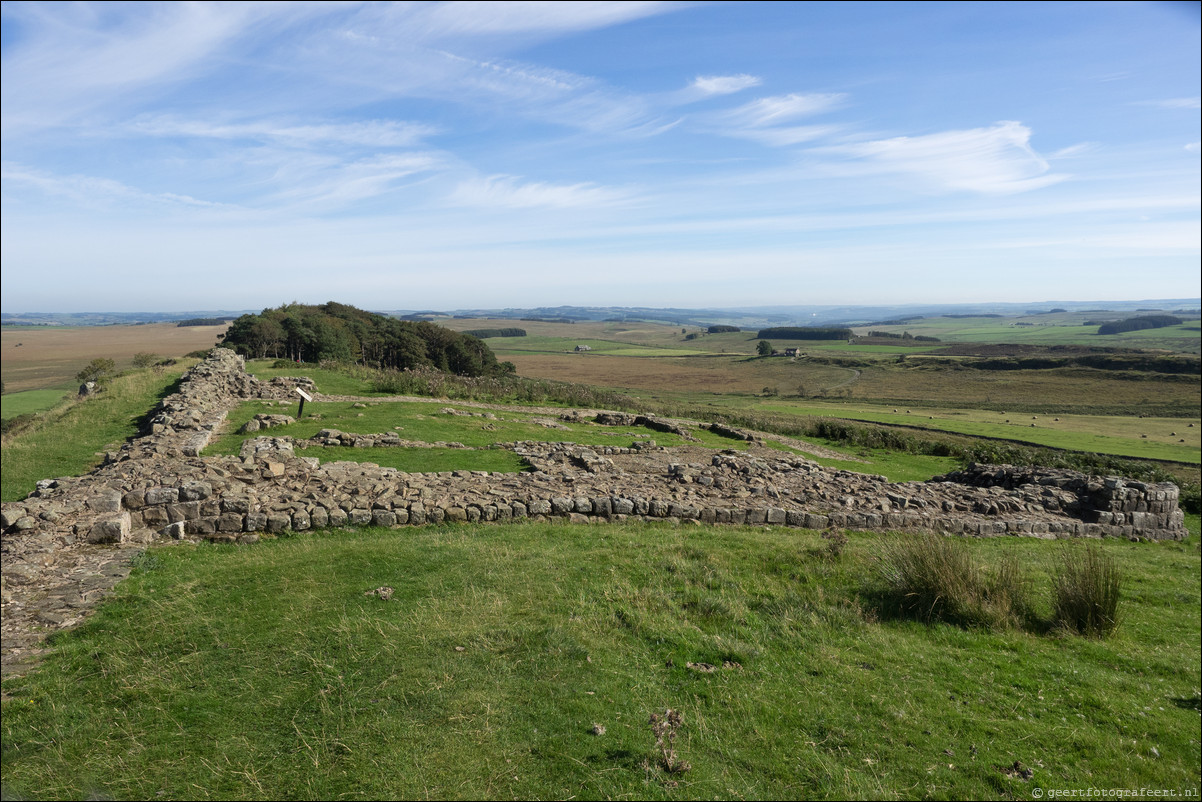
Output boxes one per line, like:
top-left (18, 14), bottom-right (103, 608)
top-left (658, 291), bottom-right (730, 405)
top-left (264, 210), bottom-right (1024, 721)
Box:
top-left (1, 350), bottom-right (1186, 679)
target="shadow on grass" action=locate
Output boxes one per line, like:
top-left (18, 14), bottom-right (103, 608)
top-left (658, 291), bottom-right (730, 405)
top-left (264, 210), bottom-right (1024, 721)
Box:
top-left (859, 586), bottom-right (1052, 635)
top-left (1171, 695), bottom-right (1201, 712)
top-left (128, 374), bottom-right (186, 439)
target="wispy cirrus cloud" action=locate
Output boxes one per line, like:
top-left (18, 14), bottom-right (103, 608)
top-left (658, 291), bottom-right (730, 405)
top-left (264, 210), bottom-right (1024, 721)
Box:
top-left (250, 152), bottom-right (447, 212)
top-left (0, 2), bottom-right (312, 135)
top-left (447, 174), bottom-right (633, 209)
top-left (1, 160), bottom-right (226, 209)
top-left (814, 121), bottom-right (1065, 195)
top-left (1135, 97), bottom-right (1201, 110)
top-left (690, 74), bottom-right (762, 97)
top-left (405, 1), bottom-right (677, 39)
top-left (724, 93), bottom-right (847, 127)
top-left (707, 92), bottom-right (846, 146)
top-left (129, 116), bottom-right (440, 148)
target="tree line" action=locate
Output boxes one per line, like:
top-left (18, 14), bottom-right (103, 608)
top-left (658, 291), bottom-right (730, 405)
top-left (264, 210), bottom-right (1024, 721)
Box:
top-left (220, 303), bottom-right (508, 376)
top-left (462, 328), bottom-right (527, 338)
top-left (1093, 315), bottom-right (1182, 335)
top-left (756, 326), bottom-right (852, 340)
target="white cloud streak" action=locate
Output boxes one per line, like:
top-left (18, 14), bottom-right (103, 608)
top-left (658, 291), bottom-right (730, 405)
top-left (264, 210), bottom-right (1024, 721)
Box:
top-left (0, 3), bottom-right (307, 135)
top-left (1136, 97), bottom-right (1201, 110)
top-left (447, 175), bottom-right (633, 209)
top-left (706, 93), bottom-right (846, 147)
top-left (690, 74), bottom-right (762, 96)
top-left (1, 161), bottom-right (226, 209)
top-left (130, 116), bottom-right (440, 148)
top-left (815, 121), bottom-right (1065, 195)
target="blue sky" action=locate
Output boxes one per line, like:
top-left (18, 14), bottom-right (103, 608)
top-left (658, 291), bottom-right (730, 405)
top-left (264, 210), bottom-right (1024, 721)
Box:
top-left (2, 1), bottom-right (1198, 313)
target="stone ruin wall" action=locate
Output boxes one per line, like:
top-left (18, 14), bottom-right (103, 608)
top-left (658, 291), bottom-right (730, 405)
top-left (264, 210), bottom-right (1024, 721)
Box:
top-left (1, 350), bottom-right (1187, 567)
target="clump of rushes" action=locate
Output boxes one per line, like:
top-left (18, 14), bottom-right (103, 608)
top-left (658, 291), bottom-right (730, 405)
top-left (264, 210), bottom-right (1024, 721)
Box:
top-left (877, 533), bottom-right (1030, 631)
top-left (1053, 544), bottom-right (1122, 638)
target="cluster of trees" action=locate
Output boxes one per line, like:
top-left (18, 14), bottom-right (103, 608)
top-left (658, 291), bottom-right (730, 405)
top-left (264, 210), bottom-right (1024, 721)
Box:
top-left (220, 303), bottom-right (508, 376)
top-left (706, 325), bottom-right (741, 333)
top-left (462, 328), bottom-right (527, 339)
top-left (756, 326), bottom-right (852, 340)
top-left (866, 331), bottom-right (941, 342)
top-left (176, 318), bottom-right (228, 327)
top-left (1094, 315), bottom-right (1182, 335)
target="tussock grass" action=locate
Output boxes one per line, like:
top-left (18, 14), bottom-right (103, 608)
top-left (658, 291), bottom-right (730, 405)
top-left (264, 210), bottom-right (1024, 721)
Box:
top-left (1053, 544), bottom-right (1123, 638)
top-left (875, 533), bottom-right (1032, 631)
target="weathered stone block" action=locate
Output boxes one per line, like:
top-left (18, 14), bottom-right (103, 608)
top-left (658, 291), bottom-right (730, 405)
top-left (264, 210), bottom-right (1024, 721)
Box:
top-left (179, 481), bottom-right (213, 501)
top-left (222, 497), bottom-right (250, 514)
top-left (88, 513), bottom-right (131, 544)
top-left (266, 513), bottom-right (291, 532)
top-left (141, 506), bottom-right (170, 528)
top-left (218, 513), bottom-right (244, 533)
top-left (185, 518), bottom-right (217, 536)
top-left (87, 489), bottom-right (123, 514)
top-left (145, 486), bottom-right (179, 506)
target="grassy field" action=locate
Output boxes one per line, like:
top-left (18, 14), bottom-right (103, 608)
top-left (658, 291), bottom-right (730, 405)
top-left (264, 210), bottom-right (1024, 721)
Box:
top-left (852, 313), bottom-right (1202, 353)
top-left (1, 389), bottom-right (70, 418)
top-left (2, 522), bottom-right (1198, 800)
top-left (1, 364), bottom-right (193, 502)
top-left (1, 323), bottom-right (227, 394)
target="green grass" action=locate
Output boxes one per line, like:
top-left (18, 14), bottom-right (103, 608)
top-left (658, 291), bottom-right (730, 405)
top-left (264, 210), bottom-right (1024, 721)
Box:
top-left (243, 360), bottom-right (387, 396)
top-left (0, 389), bottom-right (71, 419)
top-left (209, 399), bottom-right (963, 482)
top-left (1, 365), bottom-right (193, 502)
top-left (807, 448), bottom-right (961, 482)
top-left (750, 401), bottom-right (1201, 465)
top-left (2, 521), bottom-right (1198, 800)
top-left (856, 317), bottom-right (1202, 352)
top-left (297, 445), bottom-right (530, 473)
top-left (207, 400), bottom-right (757, 457)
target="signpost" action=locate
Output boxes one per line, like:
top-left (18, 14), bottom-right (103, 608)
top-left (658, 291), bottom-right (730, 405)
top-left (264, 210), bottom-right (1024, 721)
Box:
top-left (294, 386), bottom-right (313, 418)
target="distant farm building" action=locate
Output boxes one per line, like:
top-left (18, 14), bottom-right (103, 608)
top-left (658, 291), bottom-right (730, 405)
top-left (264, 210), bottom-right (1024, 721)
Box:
top-left (574, 344), bottom-right (592, 352)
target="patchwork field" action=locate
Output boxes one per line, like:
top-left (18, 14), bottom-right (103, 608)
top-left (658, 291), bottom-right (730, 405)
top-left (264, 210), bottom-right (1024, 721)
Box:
top-left (1, 322), bottom-right (228, 393)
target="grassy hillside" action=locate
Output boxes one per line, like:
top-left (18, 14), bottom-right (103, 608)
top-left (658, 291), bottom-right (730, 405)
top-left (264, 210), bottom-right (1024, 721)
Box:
top-left (1, 364), bottom-right (193, 502)
top-left (2, 523), bottom-right (1198, 799)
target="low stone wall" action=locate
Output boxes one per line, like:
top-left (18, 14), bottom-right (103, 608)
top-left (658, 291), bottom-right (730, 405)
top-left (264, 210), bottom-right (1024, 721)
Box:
top-left (1, 351), bottom-right (1188, 564)
top-left (931, 464), bottom-right (1183, 534)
